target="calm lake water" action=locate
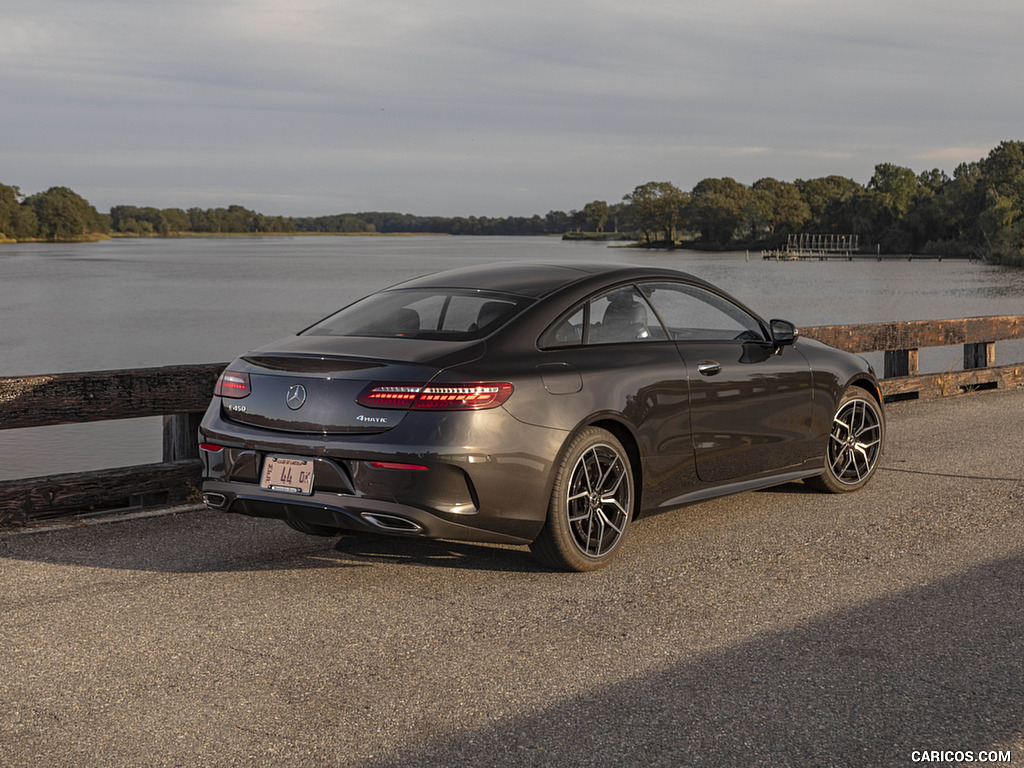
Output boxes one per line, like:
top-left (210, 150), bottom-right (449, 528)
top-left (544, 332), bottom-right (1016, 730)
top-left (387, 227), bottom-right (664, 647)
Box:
top-left (3, 235), bottom-right (1024, 480)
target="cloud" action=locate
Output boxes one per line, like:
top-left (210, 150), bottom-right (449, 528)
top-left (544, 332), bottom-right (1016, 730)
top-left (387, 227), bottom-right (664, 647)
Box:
top-left (2, 0), bottom-right (1022, 215)
top-left (913, 146), bottom-right (993, 166)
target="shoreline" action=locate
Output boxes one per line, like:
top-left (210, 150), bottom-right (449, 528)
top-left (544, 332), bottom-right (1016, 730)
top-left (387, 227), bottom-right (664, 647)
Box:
top-left (118, 231), bottom-right (455, 239)
top-left (0, 233), bottom-right (112, 244)
top-left (0, 231), bottom-right (458, 244)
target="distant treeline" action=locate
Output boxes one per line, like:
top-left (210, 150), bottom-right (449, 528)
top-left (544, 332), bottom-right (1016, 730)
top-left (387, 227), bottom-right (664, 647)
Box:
top-left (2, 140), bottom-right (1022, 265)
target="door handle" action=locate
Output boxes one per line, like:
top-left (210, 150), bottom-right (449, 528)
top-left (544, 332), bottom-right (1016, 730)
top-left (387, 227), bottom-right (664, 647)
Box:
top-left (697, 360), bottom-right (722, 376)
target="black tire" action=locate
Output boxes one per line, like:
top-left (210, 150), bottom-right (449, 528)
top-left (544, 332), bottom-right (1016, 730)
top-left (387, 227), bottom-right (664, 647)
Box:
top-left (530, 427), bottom-right (634, 571)
top-left (284, 520), bottom-right (345, 537)
top-left (805, 387), bottom-right (885, 493)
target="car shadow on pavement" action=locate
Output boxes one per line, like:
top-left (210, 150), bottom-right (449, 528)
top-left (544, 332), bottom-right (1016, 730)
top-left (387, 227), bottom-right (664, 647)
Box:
top-left (756, 480), bottom-right (819, 495)
top-left (329, 532), bottom-right (547, 572)
top-left (0, 508), bottom-right (547, 574)
top-left (350, 552), bottom-right (1024, 767)
top-left (759, 464), bottom-right (913, 495)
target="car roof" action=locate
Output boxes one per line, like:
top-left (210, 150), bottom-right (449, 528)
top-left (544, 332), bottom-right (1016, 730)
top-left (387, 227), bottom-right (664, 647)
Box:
top-left (386, 261), bottom-right (701, 298)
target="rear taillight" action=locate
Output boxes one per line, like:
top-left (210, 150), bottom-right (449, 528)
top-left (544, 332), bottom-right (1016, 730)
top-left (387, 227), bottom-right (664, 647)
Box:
top-left (215, 370), bottom-right (251, 398)
top-left (414, 383), bottom-right (514, 410)
top-left (356, 385), bottom-right (421, 409)
top-left (357, 382), bottom-right (513, 411)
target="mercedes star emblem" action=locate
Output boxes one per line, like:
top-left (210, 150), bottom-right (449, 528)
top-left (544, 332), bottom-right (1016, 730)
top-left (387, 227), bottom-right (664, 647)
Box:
top-left (286, 384), bottom-right (307, 410)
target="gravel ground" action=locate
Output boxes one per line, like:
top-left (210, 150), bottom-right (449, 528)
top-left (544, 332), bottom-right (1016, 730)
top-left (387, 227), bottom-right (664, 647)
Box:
top-left (1, 389), bottom-right (1022, 767)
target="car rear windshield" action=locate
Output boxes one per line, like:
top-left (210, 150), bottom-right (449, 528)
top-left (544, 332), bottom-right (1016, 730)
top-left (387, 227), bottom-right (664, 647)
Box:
top-left (302, 289), bottom-right (533, 341)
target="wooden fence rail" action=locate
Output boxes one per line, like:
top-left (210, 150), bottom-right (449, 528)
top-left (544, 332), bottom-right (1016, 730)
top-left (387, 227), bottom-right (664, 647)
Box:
top-left (2, 315), bottom-right (1023, 525)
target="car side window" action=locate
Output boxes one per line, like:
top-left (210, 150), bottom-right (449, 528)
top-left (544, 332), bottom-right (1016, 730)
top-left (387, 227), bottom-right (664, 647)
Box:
top-left (639, 282), bottom-right (765, 342)
top-left (586, 285), bottom-right (668, 344)
top-left (546, 306), bottom-right (585, 347)
top-left (542, 285), bottom-right (670, 348)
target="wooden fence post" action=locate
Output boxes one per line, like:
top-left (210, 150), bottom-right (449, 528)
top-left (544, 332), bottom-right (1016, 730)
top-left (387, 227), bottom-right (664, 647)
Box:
top-left (964, 342), bottom-right (996, 370)
top-left (162, 412), bottom-right (204, 462)
top-left (884, 349), bottom-right (919, 378)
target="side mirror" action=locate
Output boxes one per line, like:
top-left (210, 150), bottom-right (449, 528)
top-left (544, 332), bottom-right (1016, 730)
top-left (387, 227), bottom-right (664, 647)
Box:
top-left (769, 318), bottom-right (798, 347)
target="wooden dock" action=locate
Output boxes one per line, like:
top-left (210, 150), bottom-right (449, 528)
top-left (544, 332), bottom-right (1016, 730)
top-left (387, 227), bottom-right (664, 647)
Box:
top-left (762, 233), bottom-right (976, 261)
top-left (763, 233), bottom-right (860, 260)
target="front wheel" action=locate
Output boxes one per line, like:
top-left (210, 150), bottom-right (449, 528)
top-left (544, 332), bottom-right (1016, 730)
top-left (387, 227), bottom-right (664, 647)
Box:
top-left (530, 427), bottom-right (634, 571)
top-left (805, 387), bottom-right (885, 493)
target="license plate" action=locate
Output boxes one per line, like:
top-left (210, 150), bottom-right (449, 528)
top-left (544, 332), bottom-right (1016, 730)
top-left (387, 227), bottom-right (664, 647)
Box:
top-left (260, 456), bottom-right (314, 495)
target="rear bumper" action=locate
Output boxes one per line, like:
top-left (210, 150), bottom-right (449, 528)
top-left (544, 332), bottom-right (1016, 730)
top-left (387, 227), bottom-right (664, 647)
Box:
top-left (201, 480), bottom-right (532, 544)
top-left (198, 401), bottom-right (568, 544)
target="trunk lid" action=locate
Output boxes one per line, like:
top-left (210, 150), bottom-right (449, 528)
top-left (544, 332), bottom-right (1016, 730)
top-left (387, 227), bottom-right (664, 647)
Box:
top-left (220, 336), bottom-right (484, 434)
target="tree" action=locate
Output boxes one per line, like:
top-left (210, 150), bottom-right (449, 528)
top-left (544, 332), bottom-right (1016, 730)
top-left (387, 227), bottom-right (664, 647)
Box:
top-left (917, 168), bottom-right (950, 195)
top-left (111, 205), bottom-right (160, 234)
top-left (868, 163), bottom-right (919, 217)
top-left (926, 161), bottom-right (986, 253)
top-left (746, 178), bottom-right (810, 238)
top-left (0, 184), bottom-right (39, 239)
top-left (582, 200), bottom-right (610, 232)
top-left (569, 209), bottom-right (586, 233)
top-left (977, 141), bottom-right (1024, 263)
top-left (545, 210), bottom-right (570, 233)
top-left (840, 189), bottom-right (889, 244)
top-left (24, 187), bottom-right (107, 239)
top-left (606, 202), bottom-right (626, 233)
top-left (688, 177), bottom-right (749, 246)
top-left (899, 170), bottom-right (953, 253)
top-left (622, 182), bottom-right (689, 245)
top-left (158, 208), bottom-right (190, 235)
top-left (795, 176), bottom-right (863, 226)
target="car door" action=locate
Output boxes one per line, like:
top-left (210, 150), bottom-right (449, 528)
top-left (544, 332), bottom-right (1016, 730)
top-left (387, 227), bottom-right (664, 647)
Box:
top-left (538, 284), bottom-right (698, 502)
top-left (639, 281), bottom-right (814, 484)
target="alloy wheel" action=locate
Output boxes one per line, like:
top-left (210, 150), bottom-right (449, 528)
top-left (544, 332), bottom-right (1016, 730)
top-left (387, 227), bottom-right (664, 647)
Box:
top-left (565, 443), bottom-right (631, 558)
top-left (827, 398), bottom-right (883, 486)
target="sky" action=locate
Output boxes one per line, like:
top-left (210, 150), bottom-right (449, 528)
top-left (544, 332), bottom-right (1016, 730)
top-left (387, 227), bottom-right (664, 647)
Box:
top-left (2, 0), bottom-right (1022, 218)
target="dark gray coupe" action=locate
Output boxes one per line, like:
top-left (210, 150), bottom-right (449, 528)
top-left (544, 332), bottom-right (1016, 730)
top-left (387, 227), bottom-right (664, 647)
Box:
top-left (199, 262), bottom-right (884, 570)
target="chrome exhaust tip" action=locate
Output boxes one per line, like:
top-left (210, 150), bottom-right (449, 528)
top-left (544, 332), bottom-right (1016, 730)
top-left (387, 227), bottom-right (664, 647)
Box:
top-left (360, 512), bottom-right (423, 533)
top-left (203, 492), bottom-right (228, 509)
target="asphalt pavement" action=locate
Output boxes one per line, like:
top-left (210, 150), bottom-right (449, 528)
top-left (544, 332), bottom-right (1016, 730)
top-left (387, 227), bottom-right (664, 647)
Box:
top-left (1, 389), bottom-right (1022, 767)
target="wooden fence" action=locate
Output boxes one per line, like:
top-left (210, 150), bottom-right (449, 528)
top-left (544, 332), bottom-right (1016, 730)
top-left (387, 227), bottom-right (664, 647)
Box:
top-left (802, 315), bottom-right (1024, 399)
top-left (0, 364), bottom-right (224, 525)
top-left (2, 315), bottom-right (1023, 526)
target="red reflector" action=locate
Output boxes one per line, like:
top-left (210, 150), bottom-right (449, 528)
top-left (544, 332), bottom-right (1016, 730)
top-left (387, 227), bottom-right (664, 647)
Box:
top-left (215, 371), bottom-right (251, 398)
top-left (357, 382), bottom-right (513, 411)
top-left (369, 461), bottom-right (429, 471)
top-left (199, 443), bottom-right (224, 452)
